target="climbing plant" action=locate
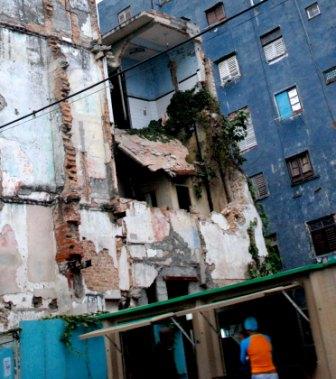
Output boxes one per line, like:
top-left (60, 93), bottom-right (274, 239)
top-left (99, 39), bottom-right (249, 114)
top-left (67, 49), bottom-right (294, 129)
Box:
top-left (246, 217), bottom-right (282, 279)
top-left (45, 314), bottom-right (101, 351)
top-left (127, 86), bottom-right (248, 198)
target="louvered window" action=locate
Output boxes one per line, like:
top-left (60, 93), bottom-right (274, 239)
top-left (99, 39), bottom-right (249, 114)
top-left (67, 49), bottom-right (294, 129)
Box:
top-left (286, 151), bottom-right (314, 184)
top-left (308, 215), bottom-right (336, 256)
top-left (206, 3), bottom-right (225, 25)
top-left (306, 3), bottom-right (320, 19)
top-left (250, 173), bottom-right (269, 199)
top-left (118, 6), bottom-right (132, 25)
top-left (218, 55), bottom-right (241, 85)
top-left (324, 66), bottom-right (336, 85)
top-left (235, 110), bottom-right (257, 153)
top-left (261, 28), bottom-right (286, 63)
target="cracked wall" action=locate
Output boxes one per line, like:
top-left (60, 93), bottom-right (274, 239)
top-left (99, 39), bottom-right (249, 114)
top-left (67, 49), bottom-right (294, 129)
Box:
top-left (0, 0), bottom-right (268, 331)
top-left (0, 0), bottom-right (116, 330)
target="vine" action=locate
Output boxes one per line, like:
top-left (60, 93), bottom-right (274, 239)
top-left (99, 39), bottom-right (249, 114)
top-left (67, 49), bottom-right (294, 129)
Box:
top-left (45, 314), bottom-right (100, 351)
top-left (127, 86), bottom-right (248, 198)
top-left (246, 195), bottom-right (282, 279)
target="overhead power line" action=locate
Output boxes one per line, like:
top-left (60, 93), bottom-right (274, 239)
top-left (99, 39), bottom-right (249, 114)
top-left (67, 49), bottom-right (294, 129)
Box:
top-left (0, 0), bottom-right (269, 131)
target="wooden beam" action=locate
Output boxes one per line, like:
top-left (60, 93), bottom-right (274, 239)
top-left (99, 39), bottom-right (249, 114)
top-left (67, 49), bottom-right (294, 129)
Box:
top-left (304, 267), bottom-right (336, 379)
top-left (176, 283), bottom-right (299, 317)
top-left (80, 313), bottom-right (174, 340)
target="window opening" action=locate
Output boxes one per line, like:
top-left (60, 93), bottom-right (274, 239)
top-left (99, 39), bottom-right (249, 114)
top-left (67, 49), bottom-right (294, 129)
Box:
top-left (250, 173), bottom-right (269, 199)
top-left (166, 279), bottom-right (190, 299)
top-left (261, 27), bottom-right (286, 63)
top-left (275, 87), bottom-right (302, 119)
top-left (308, 215), bottom-right (336, 256)
top-left (286, 151), bottom-right (314, 184)
top-left (306, 3), bottom-right (320, 19)
top-left (324, 66), bottom-right (336, 85)
top-left (232, 108), bottom-right (257, 152)
top-left (109, 67), bottom-right (131, 129)
top-left (218, 54), bottom-right (241, 85)
top-left (118, 6), bottom-right (132, 24)
top-left (176, 185), bottom-right (191, 211)
top-left (205, 3), bottom-right (225, 25)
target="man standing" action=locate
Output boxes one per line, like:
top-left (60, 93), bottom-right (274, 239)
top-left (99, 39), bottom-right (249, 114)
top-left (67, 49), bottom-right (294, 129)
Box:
top-left (240, 317), bottom-right (279, 379)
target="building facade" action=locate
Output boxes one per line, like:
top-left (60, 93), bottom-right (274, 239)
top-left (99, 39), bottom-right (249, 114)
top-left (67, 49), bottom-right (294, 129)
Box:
top-left (0, 0), bottom-right (267, 332)
top-left (99, 0), bottom-right (336, 269)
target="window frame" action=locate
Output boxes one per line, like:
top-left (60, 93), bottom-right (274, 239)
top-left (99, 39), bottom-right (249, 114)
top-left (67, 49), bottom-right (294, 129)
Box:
top-left (260, 27), bottom-right (287, 64)
top-left (231, 107), bottom-right (257, 153)
top-left (275, 86), bottom-right (303, 120)
top-left (218, 53), bottom-right (241, 85)
top-left (205, 2), bottom-right (225, 26)
top-left (308, 215), bottom-right (336, 256)
top-left (286, 151), bottom-right (315, 185)
top-left (306, 2), bottom-right (321, 20)
top-left (324, 66), bottom-right (336, 85)
top-left (250, 172), bottom-right (269, 200)
top-left (118, 6), bottom-right (132, 25)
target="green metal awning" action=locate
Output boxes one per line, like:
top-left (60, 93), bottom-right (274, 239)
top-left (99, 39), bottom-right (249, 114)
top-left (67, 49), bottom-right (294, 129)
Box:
top-left (95, 260), bottom-right (336, 323)
top-left (81, 283), bottom-right (299, 340)
top-left (80, 259), bottom-right (336, 340)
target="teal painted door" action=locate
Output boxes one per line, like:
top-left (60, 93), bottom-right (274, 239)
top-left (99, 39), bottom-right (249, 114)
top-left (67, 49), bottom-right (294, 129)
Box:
top-left (20, 320), bottom-right (107, 379)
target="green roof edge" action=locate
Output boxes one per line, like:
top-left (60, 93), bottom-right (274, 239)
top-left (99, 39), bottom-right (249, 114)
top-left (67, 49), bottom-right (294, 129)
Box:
top-left (94, 258), bottom-right (336, 322)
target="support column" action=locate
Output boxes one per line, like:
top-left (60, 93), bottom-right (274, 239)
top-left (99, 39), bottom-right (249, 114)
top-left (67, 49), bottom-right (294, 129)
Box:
top-left (192, 309), bottom-right (225, 379)
top-left (304, 267), bottom-right (336, 379)
top-left (105, 331), bottom-right (124, 379)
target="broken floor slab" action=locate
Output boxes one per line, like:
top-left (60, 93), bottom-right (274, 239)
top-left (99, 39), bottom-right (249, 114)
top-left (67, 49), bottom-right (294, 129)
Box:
top-left (115, 129), bottom-right (195, 177)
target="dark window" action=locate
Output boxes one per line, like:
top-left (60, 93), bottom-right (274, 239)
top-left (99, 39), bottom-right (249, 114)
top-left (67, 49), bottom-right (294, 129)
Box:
top-left (250, 173), bottom-right (269, 199)
top-left (146, 281), bottom-right (157, 304)
top-left (205, 3), bottom-right (225, 25)
top-left (324, 66), bottom-right (336, 85)
top-left (266, 233), bottom-right (283, 270)
top-left (286, 151), bottom-right (314, 184)
top-left (166, 280), bottom-right (189, 299)
top-left (308, 215), bottom-right (336, 256)
top-left (176, 185), bottom-right (191, 210)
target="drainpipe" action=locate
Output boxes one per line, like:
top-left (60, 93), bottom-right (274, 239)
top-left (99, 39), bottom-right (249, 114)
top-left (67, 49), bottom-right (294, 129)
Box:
top-left (194, 123), bottom-right (214, 212)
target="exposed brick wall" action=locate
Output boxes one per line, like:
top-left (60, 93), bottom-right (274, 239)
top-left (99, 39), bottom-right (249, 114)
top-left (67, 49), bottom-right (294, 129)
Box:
top-left (82, 240), bottom-right (120, 292)
top-left (48, 37), bottom-right (83, 263)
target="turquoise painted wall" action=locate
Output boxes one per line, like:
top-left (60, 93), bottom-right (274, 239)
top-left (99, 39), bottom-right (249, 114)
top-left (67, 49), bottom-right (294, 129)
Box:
top-left (20, 319), bottom-right (107, 379)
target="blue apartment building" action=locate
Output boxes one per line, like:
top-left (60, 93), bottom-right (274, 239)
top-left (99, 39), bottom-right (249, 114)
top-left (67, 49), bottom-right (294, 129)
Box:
top-left (99, 0), bottom-right (336, 269)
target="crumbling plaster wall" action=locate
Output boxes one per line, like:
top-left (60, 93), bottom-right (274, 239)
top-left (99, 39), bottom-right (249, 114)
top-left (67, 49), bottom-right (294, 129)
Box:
top-left (0, 0), bottom-right (117, 330)
top-left (0, 0), bottom-right (268, 331)
top-left (78, 169), bottom-right (267, 308)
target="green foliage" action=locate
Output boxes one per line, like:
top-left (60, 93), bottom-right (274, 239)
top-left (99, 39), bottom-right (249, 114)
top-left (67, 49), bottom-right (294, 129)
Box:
top-left (247, 220), bottom-right (282, 279)
top-left (165, 88), bottom-right (219, 142)
top-left (127, 119), bottom-right (172, 142)
top-left (45, 314), bottom-right (100, 351)
top-left (126, 86), bottom-right (248, 198)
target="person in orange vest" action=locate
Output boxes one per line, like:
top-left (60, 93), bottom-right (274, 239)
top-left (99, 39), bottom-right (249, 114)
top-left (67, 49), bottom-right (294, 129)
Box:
top-left (240, 317), bottom-right (279, 379)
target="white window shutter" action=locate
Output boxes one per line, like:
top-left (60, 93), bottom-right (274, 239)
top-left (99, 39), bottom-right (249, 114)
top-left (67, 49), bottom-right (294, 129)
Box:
top-left (264, 38), bottom-right (285, 62)
top-left (239, 114), bottom-right (257, 152)
top-left (219, 55), bottom-right (240, 85)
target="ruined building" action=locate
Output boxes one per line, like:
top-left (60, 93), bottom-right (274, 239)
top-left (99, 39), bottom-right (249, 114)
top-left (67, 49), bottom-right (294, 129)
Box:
top-left (0, 1), bottom-right (267, 332)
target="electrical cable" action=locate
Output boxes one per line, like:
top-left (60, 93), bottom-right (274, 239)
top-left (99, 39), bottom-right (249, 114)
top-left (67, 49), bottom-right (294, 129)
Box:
top-left (0, 0), bottom-right (270, 131)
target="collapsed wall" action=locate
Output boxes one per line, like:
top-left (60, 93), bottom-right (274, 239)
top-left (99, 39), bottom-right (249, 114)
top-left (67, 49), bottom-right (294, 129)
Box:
top-left (0, 0), bottom-right (267, 332)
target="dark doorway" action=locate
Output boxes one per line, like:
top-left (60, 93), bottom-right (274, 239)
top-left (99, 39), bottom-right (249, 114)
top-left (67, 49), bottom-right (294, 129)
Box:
top-left (217, 289), bottom-right (316, 379)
